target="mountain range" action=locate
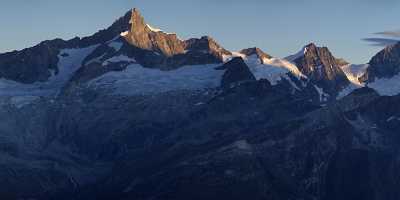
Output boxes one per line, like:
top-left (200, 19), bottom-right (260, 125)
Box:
top-left (1, 8), bottom-right (400, 200)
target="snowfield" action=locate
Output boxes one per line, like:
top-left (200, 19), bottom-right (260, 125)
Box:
top-left (340, 64), bottom-right (369, 85)
top-left (338, 65), bottom-right (400, 98)
top-left (368, 73), bottom-right (400, 96)
top-left (0, 45), bottom-right (98, 107)
top-left (86, 46), bottom-right (308, 97)
top-left (87, 64), bottom-right (224, 95)
top-left (226, 53), bottom-right (306, 88)
top-left (337, 83), bottom-right (362, 99)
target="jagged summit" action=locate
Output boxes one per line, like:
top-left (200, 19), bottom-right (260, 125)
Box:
top-left (305, 42), bottom-right (318, 48)
top-left (76, 9), bottom-right (133, 47)
top-left (185, 36), bottom-right (225, 50)
top-left (121, 8), bottom-right (185, 57)
top-left (131, 8), bottom-right (142, 22)
top-left (285, 43), bottom-right (310, 62)
top-left (117, 8), bottom-right (232, 66)
top-left (288, 43), bottom-right (350, 94)
top-left (239, 47), bottom-right (272, 64)
top-left (118, 8), bottom-right (231, 60)
top-left (129, 8), bottom-right (171, 34)
top-left (302, 43), bottom-right (318, 52)
top-left (184, 36), bottom-right (231, 61)
top-left (302, 43), bottom-right (348, 63)
top-left (362, 42), bottom-right (400, 82)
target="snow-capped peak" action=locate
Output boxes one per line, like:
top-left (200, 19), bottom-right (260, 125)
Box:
top-left (225, 47), bottom-right (306, 81)
top-left (285, 45), bottom-right (310, 62)
top-left (220, 47), bottom-right (306, 89)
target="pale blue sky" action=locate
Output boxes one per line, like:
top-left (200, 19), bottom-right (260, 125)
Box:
top-left (1, 0), bottom-right (399, 63)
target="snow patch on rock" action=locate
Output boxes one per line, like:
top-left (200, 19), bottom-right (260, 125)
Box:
top-left (234, 140), bottom-right (252, 151)
top-left (85, 53), bottom-right (107, 66)
top-left (102, 55), bottom-right (137, 66)
top-left (314, 85), bottom-right (329, 102)
top-left (120, 31), bottom-right (129, 37)
top-left (146, 24), bottom-right (175, 35)
top-left (108, 41), bottom-right (123, 52)
top-left (146, 24), bottom-right (162, 32)
top-left (387, 116), bottom-right (400, 122)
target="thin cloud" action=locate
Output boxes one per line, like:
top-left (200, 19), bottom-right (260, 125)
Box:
top-left (363, 29), bottom-right (400, 46)
top-left (374, 30), bottom-right (400, 38)
top-left (362, 38), bottom-right (400, 47)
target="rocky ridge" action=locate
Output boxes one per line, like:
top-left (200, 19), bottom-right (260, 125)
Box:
top-left (288, 43), bottom-right (350, 95)
top-left (361, 42), bottom-right (400, 82)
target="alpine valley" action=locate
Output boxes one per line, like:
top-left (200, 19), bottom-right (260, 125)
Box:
top-left (1, 8), bottom-right (400, 200)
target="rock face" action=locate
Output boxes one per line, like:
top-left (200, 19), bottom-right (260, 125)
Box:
top-left (184, 36), bottom-right (231, 62)
top-left (0, 39), bottom-right (74, 83)
top-left (123, 8), bottom-right (185, 57)
top-left (120, 8), bottom-right (231, 69)
top-left (361, 42), bottom-right (400, 82)
top-left (240, 47), bottom-right (272, 63)
top-left (78, 9), bottom-right (132, 47)
top-left (87, 9), bottom-right (232, 71)
top-left (292, 43), bottom-right (350, 95)
top-left (218, 57), bottom-right (256, 88)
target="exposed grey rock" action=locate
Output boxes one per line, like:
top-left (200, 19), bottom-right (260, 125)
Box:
top-left (361, 42), bottom-right (400, 82)
top-left (335, 58), bottom-right (349, 66)
top-left (217, 57), bottom-right (256, 88)
top-left (123, 8), bottom-right (185, 57)
top-left (119, 9), bottom-right (231, 69)
top-left (0, 39), bottom-right (75, 83)
top-left (292, 43), bottom-right (350, 96)
top-left (239, 47), bottom-right (273, 63)
top-left (184, 36), bottom-right (232, 61)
